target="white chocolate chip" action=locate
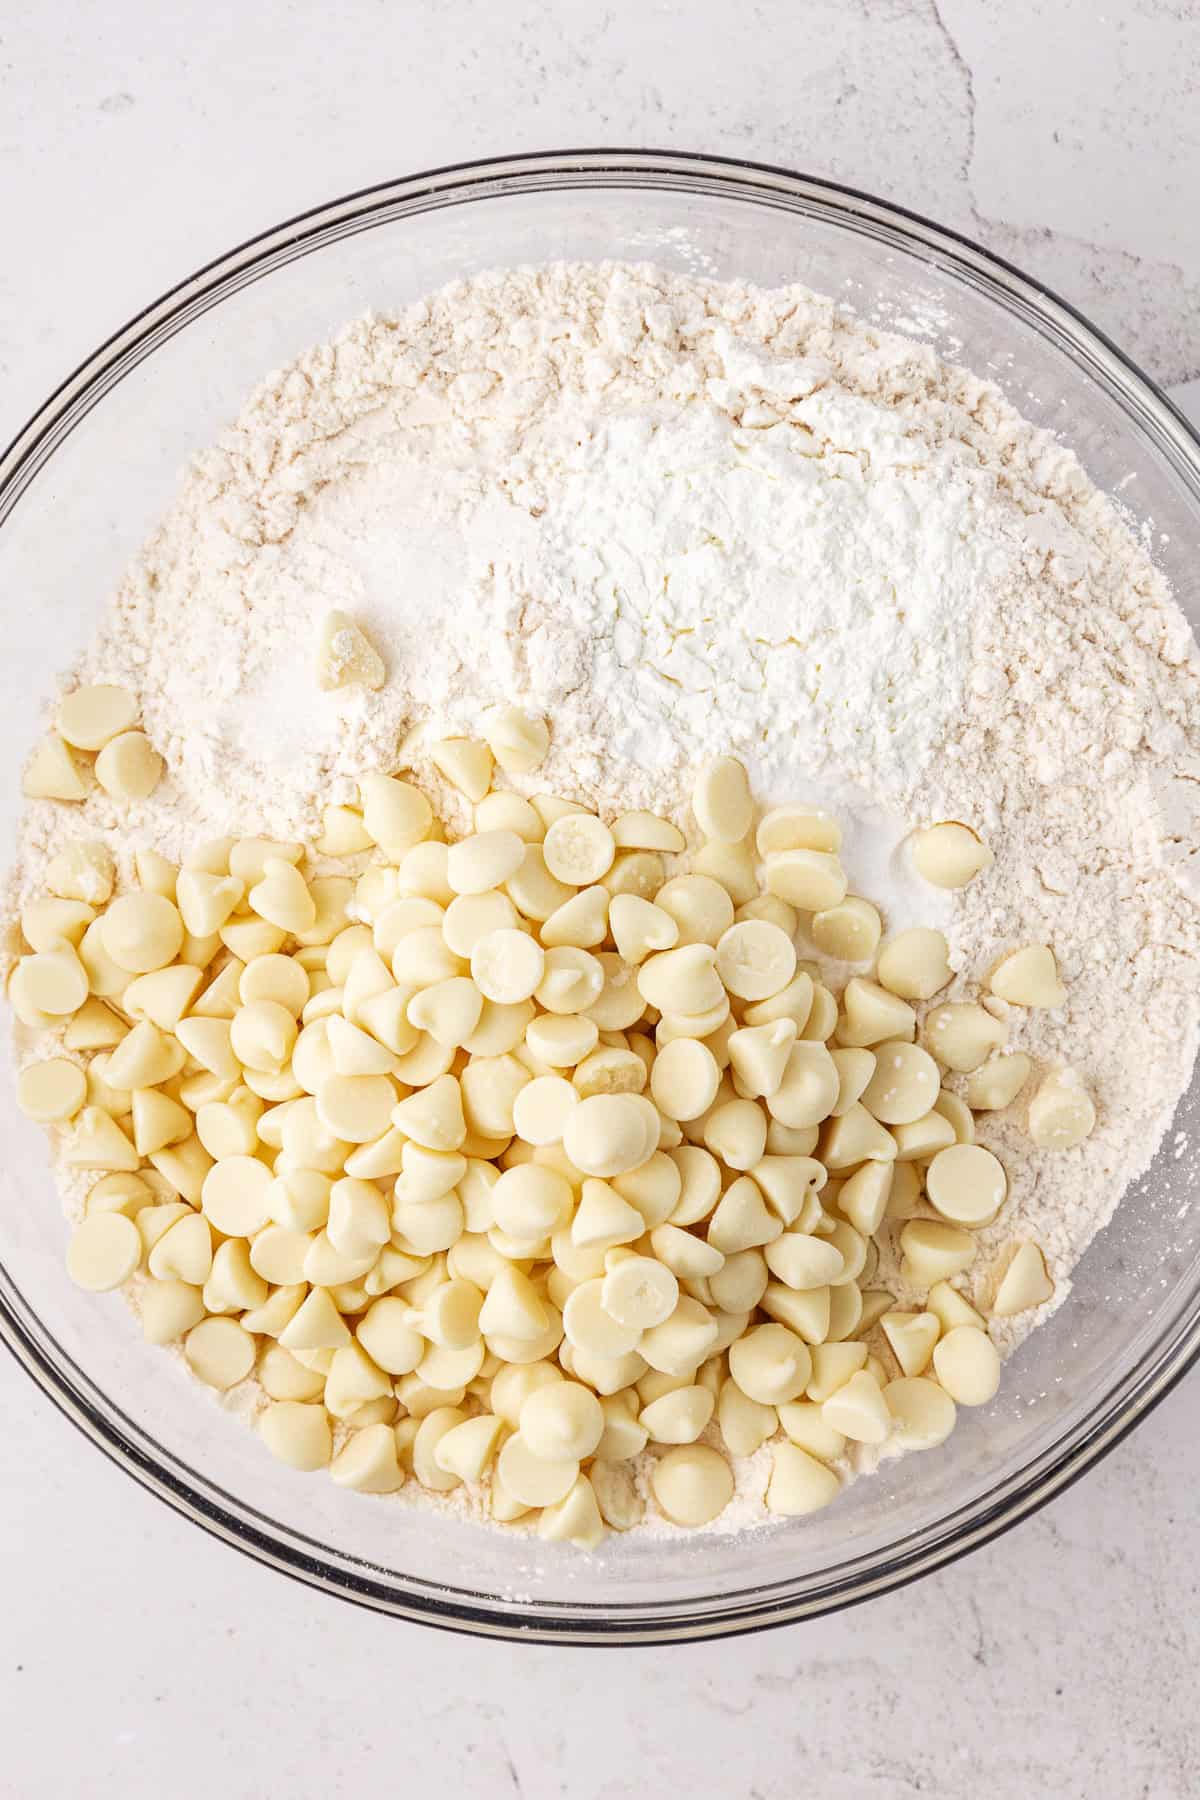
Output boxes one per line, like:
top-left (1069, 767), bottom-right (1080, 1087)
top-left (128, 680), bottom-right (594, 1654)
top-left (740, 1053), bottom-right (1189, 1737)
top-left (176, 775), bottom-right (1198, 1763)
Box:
top-left (23, 733), bottom-right (88, 801)
top-left (811, 896), bottom-right (882, 962)
top-left (542, 814), bottom-right (616, 886)
top-left (1027, 1065), bottom-right (1096, 1150)
top-left (45, 840), bottom-right (116, 906)
top-left (94, 731), bottom-right (163, 801)
top-left (520, 1380), bottom-right (604, 1460)
top-left (763, 849), bottom-right (848, 911)
top-left (359, 773), bottom-right (433, 856)
top-left (316, 610), bottom-right (386, 691)
top-left (692, 756), bottom-right (753, 843)
top-left (885, 1376), bottom-right (957, 1449)
top-left (651, 1444), bottom-right (733, 1525)
top-left (899, 1218), bottom-right (976, 1287)
top-left (654, 874), bottom-right (734, 948)
top-left (992, 1242), bottom-right (1055, 1316)
top-left (756, 805), bottom-right (842, 856)
top-left (101, 892), bottom-right (184, 973)
top-left (876, 928), bottom-right (953, 1001)
top-left (880, 1309), bottom-right (940, 1378)
top-left (16, 1057), bottom-right (87, 1123)
top-left (184, 1316), bottom-right (256, 1390)
top-left (821, 1370), bottom-right (890, 1444)
top-left (912, 821), bottom-right (993, 889)
top-left (611, 811), bottom-right (685, 853)
top-left (431, 737), bottom-right (494, 802)
top-left (837, 978), bottom-right (916, 1049)
top-left (715, 919), bottom-right (796, 1002)
top-left (964, 1052), bottom-right (1033, 1112)
top-left (925, 1143), bottom-right (1007, 1227)
top-left (859, 1041), bottom-right (940, 1126)
top-left (471, 928), bottom-right (545, 1005)
top-left (483, 706), bottom-right (550, 775)
top-left (989, 943), bottom-right (1066, 1008)
top-left (58, 684), bottom-right (138, 750)
top-left (728, 1322), bottom-right (811, 1405)
top-left (650, 1037), bottom-right (721, 1122)
top-left (923, 1002), bottom-right (1007, 1073)
top-left (66, 1213), bottom-right (142, 1290)
top-left (932, 1325), bottom-right (1001, 1406)
top-left (260, 1401), bottom-right (333, 1470)
top-left (496, 1431), bottom-right (577, 1507)
top-left (601, 1255), bottom-right (678, 1330)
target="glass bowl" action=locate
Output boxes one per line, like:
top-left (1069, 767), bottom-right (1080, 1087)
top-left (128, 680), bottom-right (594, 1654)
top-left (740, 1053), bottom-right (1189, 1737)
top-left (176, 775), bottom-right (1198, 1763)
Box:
top-left (2, 151), bottom-right (1199, 1645)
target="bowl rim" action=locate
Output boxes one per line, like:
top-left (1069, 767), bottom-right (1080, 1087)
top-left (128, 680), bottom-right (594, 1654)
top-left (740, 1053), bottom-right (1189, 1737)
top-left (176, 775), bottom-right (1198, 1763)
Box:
top-left (3, 147), bottom-right (1200, 1645)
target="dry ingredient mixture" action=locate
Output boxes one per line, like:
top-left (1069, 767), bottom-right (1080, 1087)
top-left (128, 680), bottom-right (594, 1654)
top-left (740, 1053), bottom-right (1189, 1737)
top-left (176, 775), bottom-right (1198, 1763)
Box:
top-left (5, 261), bottom-right (1200, 1545)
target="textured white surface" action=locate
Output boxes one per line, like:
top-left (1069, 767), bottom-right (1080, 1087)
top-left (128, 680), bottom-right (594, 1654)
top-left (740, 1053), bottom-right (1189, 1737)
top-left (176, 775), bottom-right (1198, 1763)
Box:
top-left (2, 2), bottom-right (1199, 1794)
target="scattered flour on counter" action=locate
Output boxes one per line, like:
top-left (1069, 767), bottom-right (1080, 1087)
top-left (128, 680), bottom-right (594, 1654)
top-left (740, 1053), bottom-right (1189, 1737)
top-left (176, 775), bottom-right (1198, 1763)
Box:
top-left (8, 260), bottom-right (1200, 1535)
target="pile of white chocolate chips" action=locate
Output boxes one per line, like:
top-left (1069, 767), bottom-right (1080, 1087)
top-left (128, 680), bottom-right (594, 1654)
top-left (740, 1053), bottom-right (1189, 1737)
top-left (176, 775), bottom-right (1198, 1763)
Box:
top-left (8, 677), bottom-right (1095, 1547)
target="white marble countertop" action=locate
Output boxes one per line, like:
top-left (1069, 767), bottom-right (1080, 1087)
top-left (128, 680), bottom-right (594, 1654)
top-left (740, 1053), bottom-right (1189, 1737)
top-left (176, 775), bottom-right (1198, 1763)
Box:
top-left (2, 3), bottom-right (1199, 1793)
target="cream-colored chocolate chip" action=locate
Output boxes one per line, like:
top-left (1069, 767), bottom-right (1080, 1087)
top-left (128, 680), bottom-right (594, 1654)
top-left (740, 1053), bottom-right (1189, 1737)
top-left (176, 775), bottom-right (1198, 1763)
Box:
top-left (885, 1376), bottom-right (957, 1450)
top-left (101, 892), bottom-right (184, 973)
top-left (539, 885), bottom-right (609, 951)
top-left (923, 1002), bottom-right (1006, 1073)
top-left (876, 928), bottom-right (952, 1001)
top-left (442, 891), bottom-right (518, 959)
top-left (860, 1042), bottom-right (940, 1126)
top-left (638, 943), bottom-right (724, 1016)
top-left (964, 1052), bottom-right (1032, 1112)
top-left (925, 1143), bottom-right (1007, 1227)
top-left (1027, 1066), bottom-right (1096, 1150)
top-left (316, 610), bottom-right (385, 690)
top-left (260, 1401), bottom-right (333, 1470)
top-left (654, 875), bottom-right (734, 948)
top-left (184, 1316), bottom-right (256, 1390)
top-left (989, 943), bottom-right (1066, 1008)
top-left (692, 756), bottom-right (753, 844)
top-left (66, 1212), bottom-right (142, 1290)
top-left (24, 732), bottom-right (88, 801)
top-left (359, 772), bottom-right (433, 856)
top-left (837, 978), bottom-right (916, 1049)
top-left (763, 849), bottom-right (848, 911)
top-left (541, 813), bottom-right (615, 887)
top-left (58, 684), bottom-right (138, 751)
top-left (95, 731), bottom-right (163, 800)
top-left (912, 821), bottom-right (993, 889)
top-left (651, 1444), bottom-right (733, 1526)
top-left (316, 805), bottom-right (373, 857)
top-left (16, 1057), bottom-right (87, 1123)
top-left (992, 1242), bottom-right (1055, 1317)
top-left (496, 1431), bottom-right (577, 1507)
top-left (650, 1037), bottom-right (720, 1122)
top-left (821, 1370), bottom-right (890, 1445)
top-left (611, 811), bottom-right (685, 853)
top-left (932, 1325), bottom-right (1001, 1406)
top-left (431, 737), bottom-right (494, 802)
top-left (727, 1020), bottom-right (797, 1100)
top-left (766, 1042), bottom-right (840, 1129)
top-left (729, 1322), bottom-right (812, 1405)
top-left (811, 896), bottom-right (882, 962)
top-left (756, 805), bottom-right (841, 856)
top-left (46, 840), bottom-right (116, 907)
top-left (447, 829), bottom-right (525, 897)
top-left (715, 919), bottom-right (796, 1002)
top-left (10, 945), bottom-right (88, 1022)
top-left (483, 706), bottom-right (549, 775)
top-left (899, 1218), bottom-right (976, 1286)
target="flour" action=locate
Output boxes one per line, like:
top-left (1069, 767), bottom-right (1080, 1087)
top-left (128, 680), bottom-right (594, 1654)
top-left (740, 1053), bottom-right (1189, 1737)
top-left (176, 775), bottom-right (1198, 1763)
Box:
top-left (8, 260), bottom-right (1200, 1535)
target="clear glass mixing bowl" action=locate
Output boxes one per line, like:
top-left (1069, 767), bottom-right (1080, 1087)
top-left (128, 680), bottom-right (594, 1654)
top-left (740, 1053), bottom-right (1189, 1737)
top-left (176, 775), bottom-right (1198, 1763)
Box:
top-left (2, 151), bottom-right (1199, 1644)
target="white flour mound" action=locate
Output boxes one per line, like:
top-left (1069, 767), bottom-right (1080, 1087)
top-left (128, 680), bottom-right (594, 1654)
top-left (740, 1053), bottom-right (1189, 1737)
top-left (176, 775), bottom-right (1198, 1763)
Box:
top-left (9, 261), bottom-right (1200, 1535)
